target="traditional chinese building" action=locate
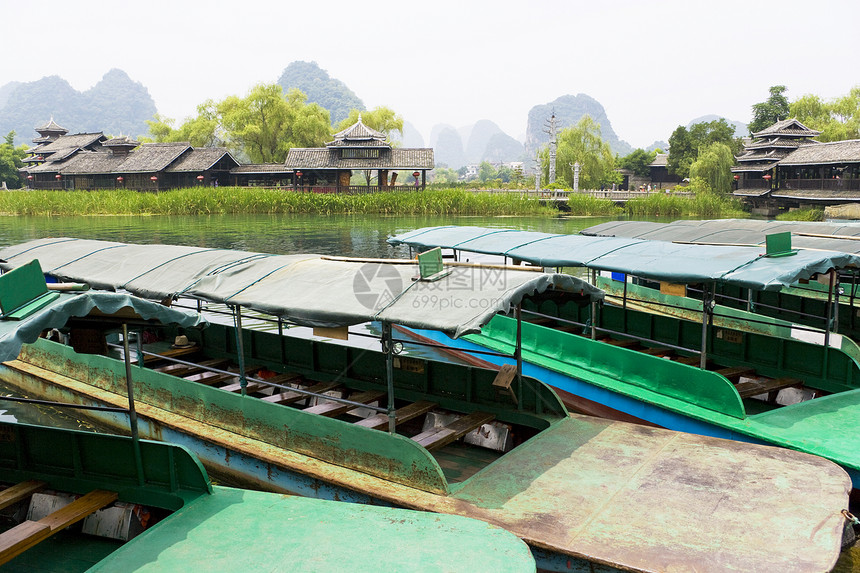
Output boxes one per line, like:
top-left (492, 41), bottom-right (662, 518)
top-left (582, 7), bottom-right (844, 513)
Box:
top-left (732, 119), bottom-right (860, 207)
top-left (20, 122), bottom-right (239, 190)
top-left (284, 116), bottom-right (434, 192)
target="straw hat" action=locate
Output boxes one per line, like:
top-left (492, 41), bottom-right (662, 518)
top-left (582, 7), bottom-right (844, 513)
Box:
top-left (172, 335), bottom-right (195, 349)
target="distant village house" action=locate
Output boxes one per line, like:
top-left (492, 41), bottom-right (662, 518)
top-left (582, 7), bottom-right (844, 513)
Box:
top-left (19, 116), bottom-right (434, 192)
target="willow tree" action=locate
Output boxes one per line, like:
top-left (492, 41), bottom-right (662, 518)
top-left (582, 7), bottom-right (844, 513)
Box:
top-left (790, 88), bottom-right (860, 142)
top-left (689, 142), bottom-right (735, 194)
top-left (219, 85), bottom-right (331, 163)
top-left (541, 116), bottom-right (617, 189)
top-left (146, 84), bottom-right (331, 163)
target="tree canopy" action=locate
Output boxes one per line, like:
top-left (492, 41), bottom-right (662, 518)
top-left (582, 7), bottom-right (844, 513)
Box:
top-left (541, 115), bottom-right (617, 189)
top-left (689, 142), bottom-right (735, 194)
top-left (667, 119), bottom-right (738, 178)
top-left (789, 87), bottom-right (860, 142)
top-left (146, 84), bottom-right (331, 163)
top-left (0, 131), bottom-right (28, 188)
top-left (749, 85), bottom-right (790, 134)
top-left (618, 148), bottom-right (658, 177)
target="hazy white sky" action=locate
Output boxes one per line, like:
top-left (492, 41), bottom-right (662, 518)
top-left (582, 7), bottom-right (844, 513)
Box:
top-left (3, 0), bottom-right (859, 148)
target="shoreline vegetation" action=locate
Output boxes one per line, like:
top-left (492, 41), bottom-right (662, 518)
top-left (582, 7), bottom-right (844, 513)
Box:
top-left (0, 187), bottom-right (747, 218)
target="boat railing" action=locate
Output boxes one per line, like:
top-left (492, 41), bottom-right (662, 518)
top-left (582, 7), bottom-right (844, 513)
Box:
top-left (688, 285), bottom-right (832, 327)
top-left (107, 341), bottom-right (392, 415)
top-left (521, 307), bottom-right (702, 357)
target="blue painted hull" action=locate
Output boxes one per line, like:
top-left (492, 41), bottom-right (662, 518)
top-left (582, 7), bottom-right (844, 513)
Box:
top-left (407, 327), bottom-right (860, 491)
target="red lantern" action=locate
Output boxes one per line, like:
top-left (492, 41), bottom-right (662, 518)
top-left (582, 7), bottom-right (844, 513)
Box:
top-left (27, 175), bottom-right (33, 180)
top-left (117, 176), bottom-right (123, 182)
top-left (296, 171), bottom-right (303, 178)
top-left (196, 175), bottom-right (204, 181)
top-left (413, 171), bottom-right (420, 178)
top-left (763, 174), bottom-right (772, 180)
top-left (55, 174), bottom-right (61, 179)
top-left (733, 175), bottom-right (739, 180)
top-left (150, 176), bottom-right (158, 182)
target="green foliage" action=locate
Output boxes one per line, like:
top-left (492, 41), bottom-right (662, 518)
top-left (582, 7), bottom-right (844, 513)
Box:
top-left (0, 188), bottom-right (556, 216)
top-left (336, 107), bottom-right (404, 143)
top-left (625, 187), bottom-right (746, 218)
top-left (688, 143), bottom-right (735, 194)
top-left (541, 116), bottom-right (618, 189)
top-left (775, 207), bottom-right (825, 222)
top-left (667, 119), bottom-right (738, 178)
top-left (749, 85), bottom-right (790, 134)
top-left (147, 85), bottom-right (331, 163)
top-left (618, 148), bottom-right (657, 177)
top-left (789, 87), bottom-right (860, 142)
top-left (564, 194), bottom-right (622, 216)
top-left (430, 167), bottom-right (460, 185)
top-left (0, 131), bottom-right (27, 188)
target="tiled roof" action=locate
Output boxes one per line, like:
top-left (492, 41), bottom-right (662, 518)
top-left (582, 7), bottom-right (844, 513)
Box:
top-left (285, 148), bottom-right (434, 170)
top-left (771, 188), bottom-right (860, 201)
top-left (102, 135), bottom-right (140, 148)
top-left (35, 118), bottom-right (68, 134)
top-left (778, 139), bottom-right (860, 166)
top-left (36, 133), bottom-right (106, 154)
top-left (330, 117), bottom-right (387, 142)
top-left (731, 161), bottom-right (779, 173)
top-left (752, 118), bottom-right (820, 138)
top-left (649, 153), bottom-right (668, 167)
top-left (165, 148), bottom-right (238, 172)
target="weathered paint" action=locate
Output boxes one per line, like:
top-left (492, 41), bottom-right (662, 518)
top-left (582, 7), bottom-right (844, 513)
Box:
top-left (457, 315), bottom-right (860, 489)
top-left (1, 335), bottom-right (853, 572)
top-left (0, 423), bottom-right (536, 573)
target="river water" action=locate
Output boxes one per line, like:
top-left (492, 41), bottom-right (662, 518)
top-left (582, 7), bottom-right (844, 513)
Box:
top-left (0, 212), bottom-right (662, 425)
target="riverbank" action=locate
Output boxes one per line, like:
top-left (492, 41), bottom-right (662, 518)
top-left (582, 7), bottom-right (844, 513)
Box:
top-left (0, 186), bottom-right (747, 218)
top-left (0, 187), bottom-right (556, 216)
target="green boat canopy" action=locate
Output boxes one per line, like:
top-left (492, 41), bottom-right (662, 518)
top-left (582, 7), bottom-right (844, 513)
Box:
top-left (0, 238), bottom-right (602, 339)
top-left (584, 218), bottom-right (860, 255)
top-left (0, 290), bottom-right (207, 363)
top-left (388, 225), bottom-right (860, 291)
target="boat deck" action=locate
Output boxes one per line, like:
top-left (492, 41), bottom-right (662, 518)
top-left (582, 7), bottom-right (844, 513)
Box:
top-left (121, 341), bottom-right (510, 483)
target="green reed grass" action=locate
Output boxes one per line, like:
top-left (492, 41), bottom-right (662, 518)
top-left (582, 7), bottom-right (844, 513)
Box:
top-left (0, 187), bottom-right (557, 216)
top-left (775, 207), bottom-right (825, 221)
top-left (625, 192), bottom-right (746, 219)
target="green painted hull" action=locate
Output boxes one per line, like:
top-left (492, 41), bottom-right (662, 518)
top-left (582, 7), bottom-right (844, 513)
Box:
top-left (0, 422), bottom-right (535, 573)
top-left (466, 312), bottom-right (860, 485)
top-left (0, 323), bottom-right (853, 573)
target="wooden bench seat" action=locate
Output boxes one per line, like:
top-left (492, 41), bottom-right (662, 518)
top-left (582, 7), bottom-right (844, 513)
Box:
top-left (355, 400), bottom-right (437, 430)
top-left (261, 381), bottom-right (342, 405)
top-left (412, 412), bottom-right (495, 451)
top-left (639, 347), bottom-right (672, 357)
top-left (143, 345), bottom-right (200, 364)
top-left (154, 357), bottom-right (230, 377)
top-left (0, 489), bottom-right (117, 565)
top-left (0, 480), bottom-right (45, 511)
top-left (735, 377), bottom-right (802, 399)
top-left (183, 370), bottom-right (236, 386)
top-left (305, 390), bottom-right (385, 417)
top-left (716, 366), bottom-right (757, 382)
top-left (673, 355), bottom-right (701, 366)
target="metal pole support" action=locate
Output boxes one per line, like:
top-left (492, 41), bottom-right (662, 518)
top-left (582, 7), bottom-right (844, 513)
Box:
top-left (382, 321), bottom-right (396, 434)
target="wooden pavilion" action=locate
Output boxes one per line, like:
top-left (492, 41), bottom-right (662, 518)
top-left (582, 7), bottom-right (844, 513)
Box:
top-left (284, 116), bottom-right (434, 192)
top-left (733, 119), bottom-right (860, 207)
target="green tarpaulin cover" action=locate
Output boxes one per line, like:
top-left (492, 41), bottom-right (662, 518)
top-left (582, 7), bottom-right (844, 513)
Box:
top-left (0, 290), bottom-right (207, 363)
top-left (388, 225), bottom-right (860, 290)
top-left (0, 238), bottom-right (602, 339)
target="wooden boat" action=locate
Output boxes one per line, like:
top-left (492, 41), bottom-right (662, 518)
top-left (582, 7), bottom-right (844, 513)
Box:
top-left (388, 225), bottom-right (860, 493)
top-left (0, 263), bottom-right (536, 573)
top-left (584, 218), bottom-right (860, 342)
top-left (0, 422), bottom-right (536, 572)
top-left (0, 238), bottom-right (854, 572)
